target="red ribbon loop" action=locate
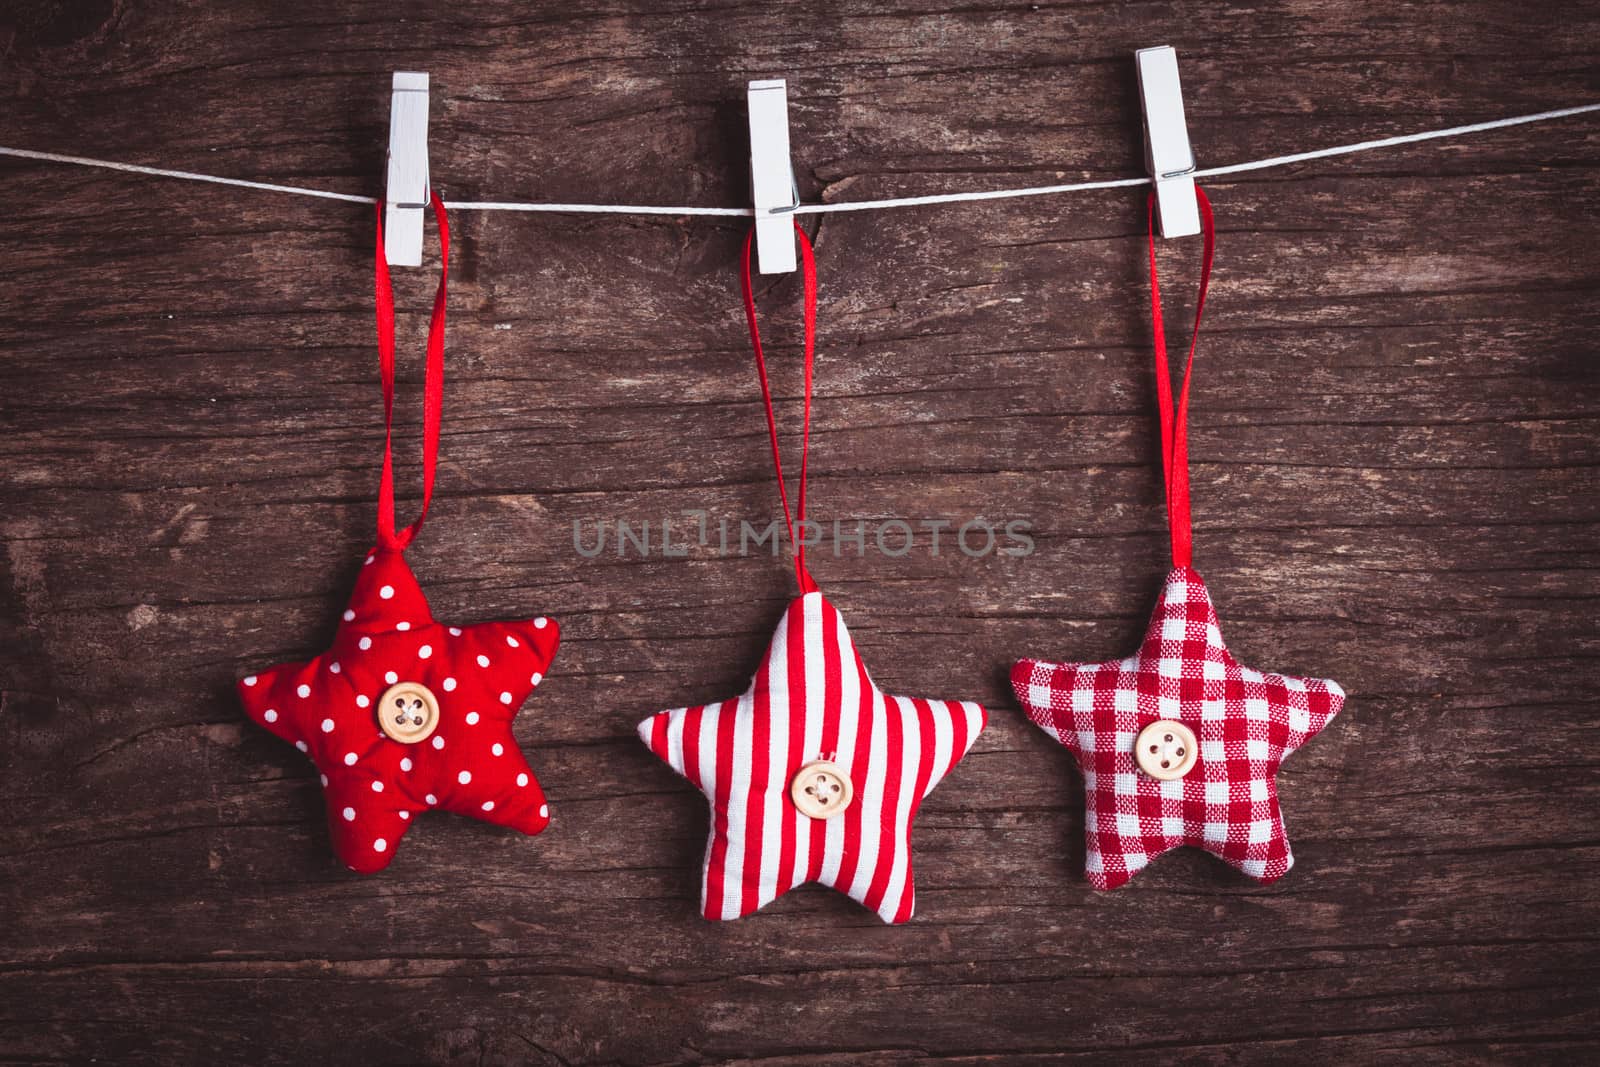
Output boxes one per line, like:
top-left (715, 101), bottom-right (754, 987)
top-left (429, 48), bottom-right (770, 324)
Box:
top-left (741, 223), bottom-right (820, 595)
top-left (373, 193), bottom-right (450, 552)
top-left (1146, 186), bottom-right (1215, 569)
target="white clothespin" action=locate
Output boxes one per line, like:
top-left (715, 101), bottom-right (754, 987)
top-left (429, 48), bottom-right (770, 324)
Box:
top-left (1135, 46), bottom-right (1200, 239)
top-left (748, 79), bottom-right (798, 274)
top-left (384, 72), bottom-right (431, 267)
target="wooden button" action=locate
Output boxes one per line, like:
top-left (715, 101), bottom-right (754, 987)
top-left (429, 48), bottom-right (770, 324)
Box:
top-left (377, 681), bottom-right (440, 744)
top-left (1134, 720), bottom-right (1197, 780)
top-left (790, 760), bottom-right (853, 820)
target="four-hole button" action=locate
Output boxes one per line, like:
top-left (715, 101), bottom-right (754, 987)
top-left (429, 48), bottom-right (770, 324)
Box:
top-left (1134, 720), bottom-right (1197, 781)
top-left (789, 759), bottom-right (853, 820)
top-left (377, 681), bottom-right (440, 744)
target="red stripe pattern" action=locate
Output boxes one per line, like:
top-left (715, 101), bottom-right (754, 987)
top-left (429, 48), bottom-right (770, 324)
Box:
top-left (1011, 568), bottom-right (1344, 889)
top-left (640, 593), bottom-right (987, 923)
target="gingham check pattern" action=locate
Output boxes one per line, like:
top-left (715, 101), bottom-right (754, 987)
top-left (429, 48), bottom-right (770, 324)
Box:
top-left (640, 592), bottom-right (987, 923)
top-left (1011, 567), bottom-right (1344, 889)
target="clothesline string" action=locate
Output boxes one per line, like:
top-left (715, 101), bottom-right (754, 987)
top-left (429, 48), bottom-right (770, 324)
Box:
top-left (0, 102), bottom-right (1595, 217)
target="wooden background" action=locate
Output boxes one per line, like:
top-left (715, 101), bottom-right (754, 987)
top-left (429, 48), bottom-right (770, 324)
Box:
top-left (2, 1), bottom-right (1598, 1062)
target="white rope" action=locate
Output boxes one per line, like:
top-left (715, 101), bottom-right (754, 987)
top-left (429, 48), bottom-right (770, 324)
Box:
top-left (1, 103), bottom-right (1596, 218)
top-left (0, 149), bottom-right (378, 204)
top-left (1193, 103), bottom-right (1600, 179)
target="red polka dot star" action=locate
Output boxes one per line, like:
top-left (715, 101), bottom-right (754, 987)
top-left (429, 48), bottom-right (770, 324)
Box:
top-left (237, 196), bottom-right (559, 874)
top-left (238, 548), bottom-right (559, 873)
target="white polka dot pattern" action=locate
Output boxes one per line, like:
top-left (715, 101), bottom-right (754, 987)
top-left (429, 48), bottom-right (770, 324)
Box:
top-left (235, 546), bottom-right (560, 873)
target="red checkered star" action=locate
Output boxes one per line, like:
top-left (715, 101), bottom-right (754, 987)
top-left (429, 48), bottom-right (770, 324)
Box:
top-left (1012, 567), bottom-right (1344, 889)
top-left (639, 592), bottom-right (987, 923)
top-left (238, 547), bottom-right (559, 873)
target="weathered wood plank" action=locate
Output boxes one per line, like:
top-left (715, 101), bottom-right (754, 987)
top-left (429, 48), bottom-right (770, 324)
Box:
top-left (2, 0), bottom-right (1598, 1062)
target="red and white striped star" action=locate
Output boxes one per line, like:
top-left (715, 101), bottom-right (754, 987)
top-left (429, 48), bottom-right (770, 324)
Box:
top-left (1012, 567), bottom-right (1344, 889)
top-left (639, 592), bottom-right (987, 923)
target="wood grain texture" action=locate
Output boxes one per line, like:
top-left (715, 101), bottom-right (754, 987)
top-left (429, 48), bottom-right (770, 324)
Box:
top-left (2, 0), bottom-right (1599, 1062)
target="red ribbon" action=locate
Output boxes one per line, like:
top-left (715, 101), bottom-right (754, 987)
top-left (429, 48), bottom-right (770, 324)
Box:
top-left (372, 193), bottom-right (450, 552)
top-left (1146, 187), bottom-right (1215, 569)
top-left (741, 223), bottom-right (820, 595)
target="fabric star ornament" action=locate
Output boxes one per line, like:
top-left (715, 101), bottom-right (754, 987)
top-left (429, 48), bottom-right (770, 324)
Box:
top-left (239, 547), bottom-right (558, 873)
top-left (1012, 567), bottom-right (1342, 888)
top-left (640, 591), bottom-right (986, 923)
top-left (1011, 189), bottom-right (1346, 888)
top-left (238, 195), bottom-right (561, 873)
top-left (640, 224), bottom-right (987, 923)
